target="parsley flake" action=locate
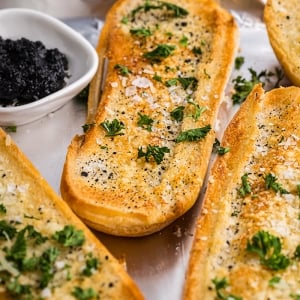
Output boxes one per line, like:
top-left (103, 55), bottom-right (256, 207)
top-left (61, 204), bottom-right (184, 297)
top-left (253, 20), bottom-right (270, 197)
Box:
top-left (246, 230), bottom-right (290, 270)
top-left (187, 100), bottom-right (206, 121)
top-left (234, 56), bottom-right (245, 70)
top-left (212, 277), bottom-right (242, 300)
top-left (192, 46), bottom-right (202, 55)
top-left (52, 225), bottom-right (85, 247)
top-left (143, 44), bottom-right (176, 63)
top-left (213, 138), bottom-right (230, 155)
top-left (6, 278), bottom-right (32, 297)
top-left (175, 125), bottom-right (211, 143)
top-left (0, 203), bottom-right (6, 214)
top-left (114, 64), bottom-right (132, 76)
top-left (137, 112), bottom-right (154, 131)
top-left (264, 173), bottom-right (289, 195)
top-left (138, 145), bottom-right (170, 164)
top-left (130, 27), bottom-right (152, 37)
top-left (5, 126), bottom-right (17, 133)
top-left (293, 244), bottom-right (300, 260)
top-left (268, 276), bottom-right (281, 287)
top-left (170, 106), bottom-right (185, 122)
top-left (0, 220), bottom-right (17, 239)
top-left (238, 173), bottom-right (251, 197)
top-left (153, 73), bottom-right (162, 82)
top-left (72, 287), bottom-right (97, 300)
top-left (131, 0), bottom-right (188, 19)
top-left (179, 35), bottom-right (188, 46)
top-left (82, 122), bottom-right (95, 133)
top-left (100, 119), bottom-right (125, 137)
top-left (82, 255), bottom-right (99, 277)
top-left (232, 68), bottom-right (272, 104)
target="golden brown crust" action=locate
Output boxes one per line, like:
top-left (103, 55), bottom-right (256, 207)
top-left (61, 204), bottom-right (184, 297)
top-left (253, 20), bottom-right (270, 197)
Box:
top-left (264, 0), bottom-right (300, 86)
top-left (61, 0), bottom-right (238, 236)
top-left (0, 128), bottom-right (143, 299)
top-left (184, 85), bottom-right (300, 299)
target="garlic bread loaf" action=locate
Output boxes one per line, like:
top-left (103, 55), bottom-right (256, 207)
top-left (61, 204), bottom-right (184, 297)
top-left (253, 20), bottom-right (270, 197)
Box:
top-left (264, 0), bottom-right (300, 86)
top-left (61, 0), bottom-right (238, 236)
top-left (0, 128), bottom-right (143, 300)
top-left (184, 84), bottom-right (300, 299)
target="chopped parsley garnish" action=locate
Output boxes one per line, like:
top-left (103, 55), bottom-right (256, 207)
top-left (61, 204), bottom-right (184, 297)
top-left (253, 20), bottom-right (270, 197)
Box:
top-left (131, 0), bottom-right (188, 19)
top-left (165, 78), bottom-right (178, 87)
top-left (0, 203), bottom-right (6, 214)
top-left (130, 27), bottom-right (152, 37)
top-left (213, 138), bottom-right (230, 155)
top-left (268, 276), bottom-right (281, 287)
top-left (238, 173), bottom-right (251, 197)
top-left (175, 125), bottom-right (211, 143)
top-left (212, 277), bottom-right (242, 300)
top-left (76, 85), bottom-right (90, 102)
top-left (52, 225), bottom-right (85, 247)
top-left (121, 16), bottom-right (129, 24)
top-left (165, 65), bottom-right (176, 73)
top-left (231, 68), bottom-right (272, 105)
top-left (6, 278), bottom-right (32, 297)
top-left (100, 119), bottom-right (125, 137)
top-left (153, 73), bottom-right (162, 82)
top-left (137, 112), bottom-right (154, 131)
top-left (39, 247), bottom-right (60, 288)
top-left (0, 220), bottom-right (17, 239)
top-left (165, 77), bottom-right (198, 91)
top-left (6, 227), bottom-right (27, 262)
top-left (72, 286), bottom-right (98, 300)
top-left (246, 230), bottom-right (290, 270)
top-left (187, 100), bottom-right (206, 121)
top-left (264, 173), bottom-right (289, 195)
top-left (138, 145), bottom-right (170, 164)
top-left (234, 56), bottom-right (245, 70)
top-left (5, 125), bottom-right (17, 133)
top-left (192, 46), bottom-right (202, 55)
top-left (290, 294), bottom-right (300, 300)
top-left (293, 244), bottom-right (300, 260)
top-left (82, 255), bottom-right (99, 277)
top-left (5, 226), bottom-right (47, 266)
top-left (143, 44), bottom-right (176, 63)
top-left (114, 64), bottom-right (132, 76)
top-left (170, 106), bottom-right (185, 122)
top-left (273, 67), bottom-right (285, 88)
top-left (296, 184), bottom-right (300, 198)
top-left (179, 35), bottom-right (188, 46)
top-left (178, 77), bottom-right (198, 90)
top-left (82, 122), bottom-right (95, 133)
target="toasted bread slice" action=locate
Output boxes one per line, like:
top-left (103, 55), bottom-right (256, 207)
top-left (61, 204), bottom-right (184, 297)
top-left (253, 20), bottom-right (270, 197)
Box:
top-left (0, 128), bottom-right (143, 300)
top-left (61, 0), bottom-right (238, 236)
top-left (264, 0), bottom-right (300, 86)
top-left (184, 84), bottom-right (300, 299)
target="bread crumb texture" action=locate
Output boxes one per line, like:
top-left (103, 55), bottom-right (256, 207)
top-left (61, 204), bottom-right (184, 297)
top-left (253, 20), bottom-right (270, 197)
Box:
top-left (62, 0), bottom-right (237, 236)
top-left (184, 86), bottom-right (300, 299)
top-left (0, 129), bottom-right (143, 299)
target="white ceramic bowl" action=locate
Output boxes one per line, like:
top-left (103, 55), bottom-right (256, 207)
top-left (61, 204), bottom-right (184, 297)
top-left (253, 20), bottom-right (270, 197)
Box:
top-left (0, 8), bottom-right (99, 126)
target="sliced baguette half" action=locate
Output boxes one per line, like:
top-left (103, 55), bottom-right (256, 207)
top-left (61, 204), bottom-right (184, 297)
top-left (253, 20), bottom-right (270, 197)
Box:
top-left (0, 128), bottom-right (143, 300)
top-left (61, 0), bottom-right (238, 236)
top-left (264, 0), bottom-right (300, 86)
top-left (184, 84), bottom-right (300, 299)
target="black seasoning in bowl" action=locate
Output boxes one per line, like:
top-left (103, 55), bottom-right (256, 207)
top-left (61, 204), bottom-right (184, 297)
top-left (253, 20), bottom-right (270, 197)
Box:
top-left (0, 36), bottom-right (69, 107)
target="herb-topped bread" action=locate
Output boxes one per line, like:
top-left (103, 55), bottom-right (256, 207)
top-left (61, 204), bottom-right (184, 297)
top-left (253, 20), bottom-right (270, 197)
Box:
top-left (61, 0), bottom-right (238, 236)
top-left (264, 0), bottom-right (300, 86)
top-left (0, 128), bottom-right (143, 300)
top-left (184, 84), bottom-right (300, 299)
